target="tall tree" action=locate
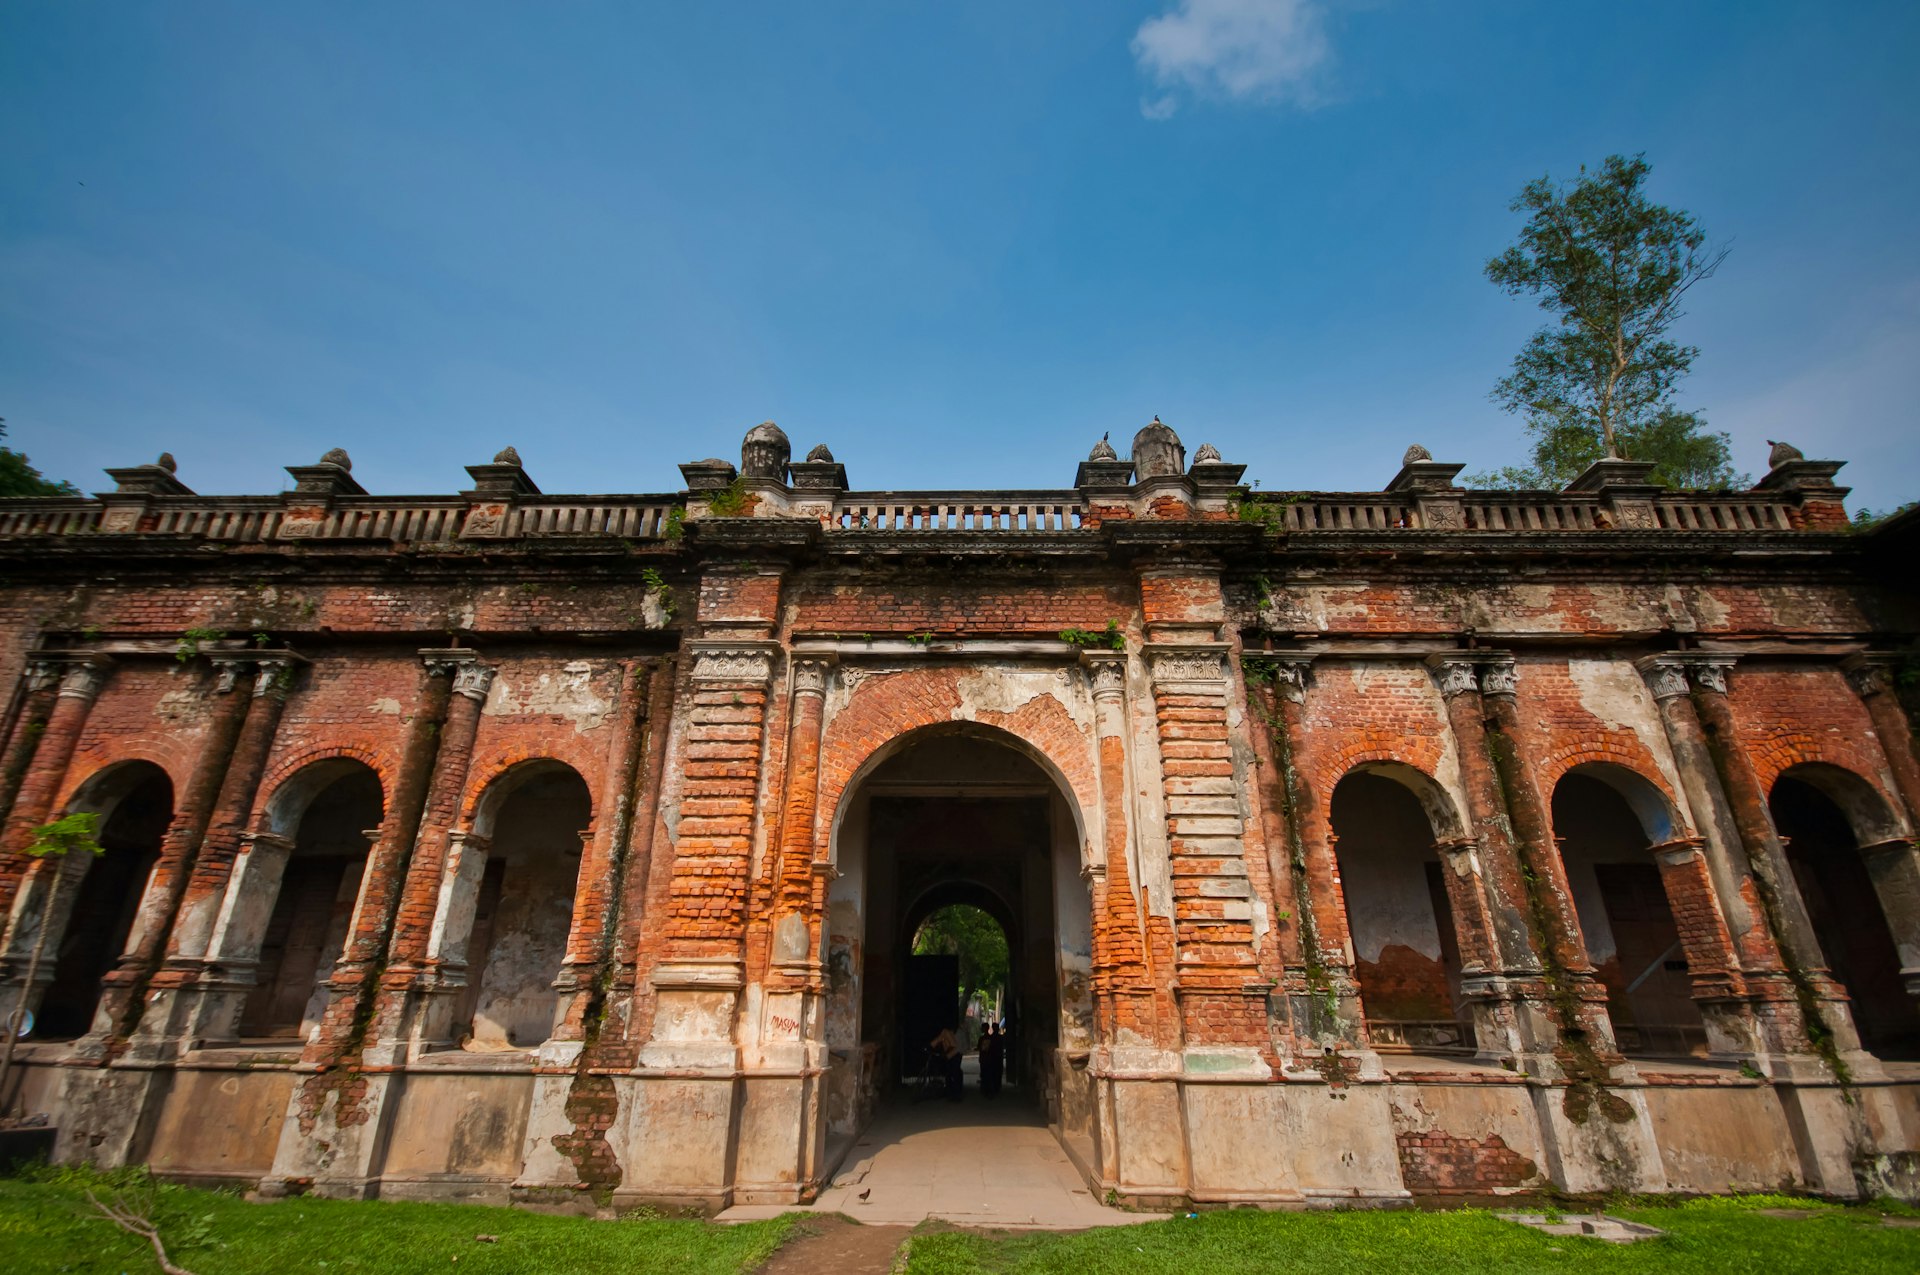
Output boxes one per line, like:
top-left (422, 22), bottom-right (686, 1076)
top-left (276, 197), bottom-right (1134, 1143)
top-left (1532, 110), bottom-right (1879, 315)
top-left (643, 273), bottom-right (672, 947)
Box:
top-left (0, 420), bottom-right (79, 497)
top-left (1476, 154), bottom-right (1741, 490)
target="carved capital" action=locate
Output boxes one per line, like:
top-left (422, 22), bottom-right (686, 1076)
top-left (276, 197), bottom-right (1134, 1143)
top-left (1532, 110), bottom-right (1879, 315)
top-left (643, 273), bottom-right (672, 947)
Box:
top-left (1649, 835), bottom-right (1706, 868)
top-left (1426, 656), bottom-right (1481, 701)
top-left (1265, 656), bottom-right (1313, 704)
top-left (790, 656), bottom-right (833, 697)
top-left (58, 659), bottom-right (110, 702)
top-left (253, 656), bottom-right (297, 699)
top-left (1637, 656), bottom-right (1691, 702)
top-left (452, 663), bottom-right (497, 702)
top-left (420, 648), bottom-right (479, 679)
top-left (25, 657), bottom-right (62, 695)
top-left (1842, 655), bottom-right (1891, 699)
top-left (1081, 652), bottom-right (1127, 701)
top-left (1478, 657), bottom-right (1517, 699)
top-left (690, 642), bottom-right (776, 685)
top-left (1689, 657), bottom-right (1735, 696)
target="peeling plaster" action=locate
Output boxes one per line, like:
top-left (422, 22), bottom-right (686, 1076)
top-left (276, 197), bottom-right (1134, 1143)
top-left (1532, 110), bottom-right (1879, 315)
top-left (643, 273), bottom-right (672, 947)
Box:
top-left (483, 661), bottom-right (612, 733)
top-left (1565, 658), bottom-right (1697, 833)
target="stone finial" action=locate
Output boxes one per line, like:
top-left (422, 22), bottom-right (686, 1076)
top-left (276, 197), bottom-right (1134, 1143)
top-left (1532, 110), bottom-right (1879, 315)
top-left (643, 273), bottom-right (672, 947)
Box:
top-left (157, 452), bottom-right (177, 473)
top-left (493, 446), bottom-right (522, 466)
top-left (1089, 433), bottom-right (1118, 462)
top-left (790, 441), bottom-right (849, 492)
top-left (741, 421), bottom-right (791, 480)
top-left (286, 447), bottom-right (366, 496)
top-left (1767, 440), bottom-right (1804, 469)
top-left (806, 443), bottom-right (835, 463)
top-left (1131, 416), bottom-right (1185, 480)
top-left (319, 447), bottom-right (352, 471)
top-left (1193, 443), bottom-right (1222, 464)
top-left (1402, 444), bottom-right (1432, 465)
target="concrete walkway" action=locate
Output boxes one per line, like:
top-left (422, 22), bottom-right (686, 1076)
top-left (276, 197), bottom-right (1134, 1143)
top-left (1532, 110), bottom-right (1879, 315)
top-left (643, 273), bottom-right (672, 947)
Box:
top-left (720, 1080), bottom-right (1149, 1230)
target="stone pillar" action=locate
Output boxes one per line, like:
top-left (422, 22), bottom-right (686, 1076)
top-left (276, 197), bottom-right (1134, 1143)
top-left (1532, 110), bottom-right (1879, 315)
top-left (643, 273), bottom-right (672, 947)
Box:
top-left (1425, 655), bottom-right (1558, 1061)
top-left (0, 659), bottom-right (110, 924)
top-left (133, 655), bottom-right (299, 1052)
top-left (1841, 658), bottom-right (1920, 1003)
top-left (378, 656), bottom-right (493, 1058)
top-left (86, 656), bottom-right (253, 1044)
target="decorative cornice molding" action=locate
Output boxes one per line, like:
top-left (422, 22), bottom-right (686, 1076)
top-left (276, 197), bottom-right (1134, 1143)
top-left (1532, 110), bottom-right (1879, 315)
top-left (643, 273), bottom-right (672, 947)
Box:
top-left (690, 641), bottom-right (779, 685)
top-left (1146, 645), bottom-right (1226, 686)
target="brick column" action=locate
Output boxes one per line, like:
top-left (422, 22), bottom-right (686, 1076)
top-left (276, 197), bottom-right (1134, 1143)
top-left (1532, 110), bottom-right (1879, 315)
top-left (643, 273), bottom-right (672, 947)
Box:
top-left (1425, 655), bottom-right (1559, 1060)
top-left (0, 658), bottom-right (110, 923)
top-left (1647, 835), bottom-right (1758, 1055)
top-left (0, 658), bottom-right (63, 835)
top-left (87, 656), bottom-right (252, 1043)
top-left (129, 656), bottom-right (299, 1051)
top-left (764, 654), bottom-right (831, 988)
top-left (304, 651), bottom-right (456, 1063)
top-left (1477, 656), bottom-right (1618, 1048)
top-left (1845, 657), bottom-right (1920, 822)
top-left (377, 656), bottom-right (492, 1055)
top-left (1840, 658), bottom-right (1920, 1004)
top-left (1245, 656), bottom-right (1364, 1051)
top-left (1147, 644), bottom-right (1267, 1059)
top-left (609, 657), bottom-right (678, 1033)
top-left (1637, 655), bottom-right (1828, 1061)
top-left (1083, 652), bottom-right (1159, 1049)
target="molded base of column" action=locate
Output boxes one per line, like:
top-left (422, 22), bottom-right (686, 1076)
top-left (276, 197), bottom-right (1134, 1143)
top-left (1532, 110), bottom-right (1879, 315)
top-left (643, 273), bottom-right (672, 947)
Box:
top-left (1530, 1082), bottom-right (1669, 1195)
top-left (53, 1064), bottom-right (168, 1167)
top-left (263, 1068), bottom-right (398, 1198)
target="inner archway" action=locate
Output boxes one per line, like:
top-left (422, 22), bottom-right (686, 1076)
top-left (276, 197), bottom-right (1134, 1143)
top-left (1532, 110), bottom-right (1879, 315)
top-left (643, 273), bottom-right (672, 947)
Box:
top-left (36, 761), bottom-right (173, 1039)
top-left (1771, 767), bottom-right (1916, 1054)
top-left (826, 728), bottom-right (1093, 1142)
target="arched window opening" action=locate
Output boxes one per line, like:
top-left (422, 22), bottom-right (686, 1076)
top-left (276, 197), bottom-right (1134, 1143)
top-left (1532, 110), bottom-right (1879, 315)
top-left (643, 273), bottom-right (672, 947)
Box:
top-left (1554, 768), bottom-right (1705, 1058)
top-left (239, 764), bottom-right (382, 1039)
top-left (456, 764), bottom-right (590, 1051)
top-left (37, 763), bottom-right (172, 1039)
top-left (1331, 769), bottom-right (1470, 1053)
top-left (1772, 773), bottom-right (1916, 1055)
top-left (909, 902), bottom-right (1012, 1063)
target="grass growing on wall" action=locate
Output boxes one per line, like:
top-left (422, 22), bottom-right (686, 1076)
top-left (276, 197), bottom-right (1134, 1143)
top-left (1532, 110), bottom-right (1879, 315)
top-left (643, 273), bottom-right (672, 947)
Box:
top-left (0, 1168), bottom-right (794, 1275)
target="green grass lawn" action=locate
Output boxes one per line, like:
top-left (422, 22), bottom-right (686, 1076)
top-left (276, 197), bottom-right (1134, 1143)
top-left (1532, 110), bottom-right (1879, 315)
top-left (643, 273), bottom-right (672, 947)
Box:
top-left (0, 1169), bottom-right (794, 1275)
top-left (4, 1170), bottom-right (1918, 1275)
top-left (899, 1197), bottom-right (1920, 1275)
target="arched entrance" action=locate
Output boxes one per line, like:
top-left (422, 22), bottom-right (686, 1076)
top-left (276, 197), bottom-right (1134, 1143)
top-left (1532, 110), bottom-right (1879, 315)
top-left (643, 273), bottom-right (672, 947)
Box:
top-left (1330, 764), bottom-right (1472, 1053)
top-left (239, 760), bottom-right (384, 1039)
top-left (1770, 764), bottom-right (1917, 1055)
top-left (35, 761), bottom-right (173, 1039)
top-left (824, 727), bottom-right (1093, 1141)
top-left (1553, 764), bottom-right (1706, 1058)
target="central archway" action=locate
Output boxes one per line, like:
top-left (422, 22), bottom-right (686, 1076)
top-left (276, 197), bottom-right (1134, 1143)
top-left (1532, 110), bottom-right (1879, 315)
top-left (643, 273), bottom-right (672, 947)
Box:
top-left (823, 725), bottom-right (1094, 1144)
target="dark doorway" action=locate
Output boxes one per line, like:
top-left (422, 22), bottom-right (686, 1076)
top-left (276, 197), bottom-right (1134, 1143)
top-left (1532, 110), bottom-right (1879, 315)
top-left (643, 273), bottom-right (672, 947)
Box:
top-left (1772, 775), bottom-right (1915, 1054)
top-left (39, 763), bottom-right (172, 1039)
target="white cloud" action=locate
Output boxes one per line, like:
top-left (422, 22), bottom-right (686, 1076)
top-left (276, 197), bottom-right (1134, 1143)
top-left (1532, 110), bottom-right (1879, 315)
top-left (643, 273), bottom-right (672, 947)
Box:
top-left (1132, 0), bottom-right (1334, 118)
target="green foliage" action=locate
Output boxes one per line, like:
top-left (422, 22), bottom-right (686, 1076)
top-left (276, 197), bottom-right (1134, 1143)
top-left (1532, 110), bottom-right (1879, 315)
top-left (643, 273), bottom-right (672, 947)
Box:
top-left (639, 567), bottom-right (675, 619)
top-left (1060, 620), bottom-right (1126, 650)
top-left (662, 506), bottom-right (686, 541)
top-left (913, 904), bottom-right (1010, 1007)
top-left (1852, 500), bottom-right (1919, 530)
top-left (1481, 155), bottom-right (1739, 490)
top-left (175, 626), bottom-right (226, 663)
top-left (26, 811), bottom-right (103, 860)
top-left (0, 420), bottom-right (78, 498)
top-left (705, 477), bottom-right (750, 517)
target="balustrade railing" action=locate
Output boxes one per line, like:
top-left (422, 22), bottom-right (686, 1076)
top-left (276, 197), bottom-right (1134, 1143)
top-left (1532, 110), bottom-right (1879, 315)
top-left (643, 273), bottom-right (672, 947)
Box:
top-left (830, 493), bottom-right (1087, 531)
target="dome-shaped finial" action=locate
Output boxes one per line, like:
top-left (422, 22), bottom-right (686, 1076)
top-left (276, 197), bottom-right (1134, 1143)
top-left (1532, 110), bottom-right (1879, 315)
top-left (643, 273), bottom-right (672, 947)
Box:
top-left (1767, 439), bottom-right (1804, 469)
top-left (319, 447), bottom-right (352, 471)
top-left (806, 442), bottom-right (834, 463)
top-left (1193, 442), bottom-right (1221, 464)
top-left (493, 445), bottom-right (522, 466)
top-left (1089, 431), bottom-right (1117, 461)
top-left (156, 452), bottom-right (177, 474)
top-left (1403, 443), bottom-right (1432, 466)
top-left (741, 421), bottom-right (791, 479)
top-left (1131, 416), bottom-right (1185, 480)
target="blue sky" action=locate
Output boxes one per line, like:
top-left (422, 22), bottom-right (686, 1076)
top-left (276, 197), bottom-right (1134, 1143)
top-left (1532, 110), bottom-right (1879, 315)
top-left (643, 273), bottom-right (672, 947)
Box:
top-left (3, 1), bottom-right (1916, 509)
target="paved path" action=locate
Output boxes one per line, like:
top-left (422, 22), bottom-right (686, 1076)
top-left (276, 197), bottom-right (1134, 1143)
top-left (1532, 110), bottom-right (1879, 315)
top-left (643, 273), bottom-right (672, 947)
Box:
top-left (720, 1086), bottom-right (1149, 1230)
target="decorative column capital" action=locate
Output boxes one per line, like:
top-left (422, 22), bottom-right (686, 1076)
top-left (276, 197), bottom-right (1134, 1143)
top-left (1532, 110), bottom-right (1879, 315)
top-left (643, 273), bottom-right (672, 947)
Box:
top-left (1145, 644), bottom-right (1227, 687)
top-left (1636, 655), bottom-right (1691, 701)
top-left (790, 654), bottom-right (835, 697)
top-left (1688, 656), bottom-right (1736, 696)
top-left (1425, 654), bottom-right (1482, 701)
top-left (1245, 654), bottom-right (1314, 704)
top-left (1649, 835), bottom-right (1707, 867)
top-left (1478, 656), bottom-right (1518, 699)
top-left (57, 658), bottom-right (111, 702)
top-left (25, 656), bottom-right (63, 694)
top-left (1841, 654), bottom-right (1892, 699)
top-left (252, 655), bottom-right (300, 700)
top-left (452, 663), bottom-right (496, 702)
top-left (1080, 650), bottom-right (1127, 702)
top-left (420, 647), bottom-right (480, 679)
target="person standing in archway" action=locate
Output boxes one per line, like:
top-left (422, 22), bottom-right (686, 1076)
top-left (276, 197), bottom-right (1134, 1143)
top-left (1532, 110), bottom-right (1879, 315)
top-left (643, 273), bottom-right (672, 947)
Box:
top-left (929, 1025), bottom-right (963, 1101)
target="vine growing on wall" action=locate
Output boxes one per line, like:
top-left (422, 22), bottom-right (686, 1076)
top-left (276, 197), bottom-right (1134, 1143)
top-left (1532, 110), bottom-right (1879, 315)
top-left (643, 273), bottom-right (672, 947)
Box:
top-left (1060, 620), bottom-right (1126, 651)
